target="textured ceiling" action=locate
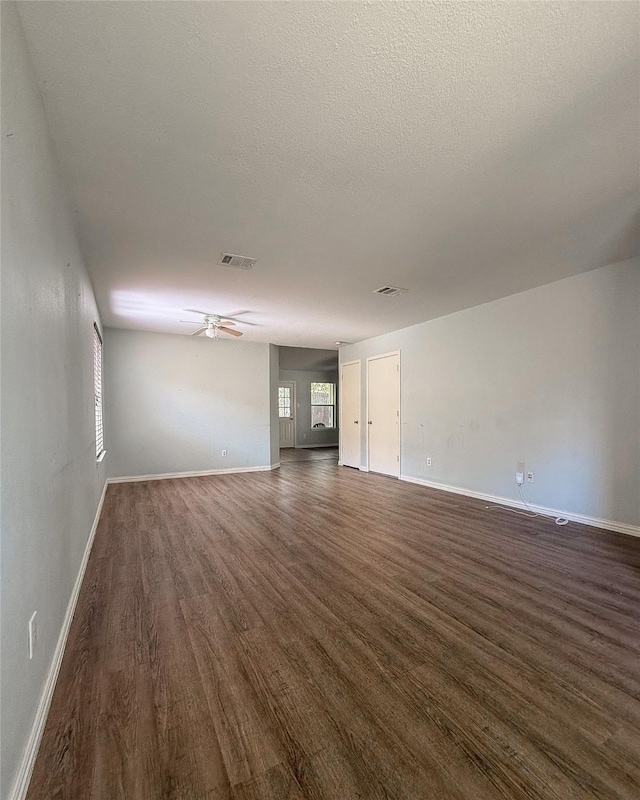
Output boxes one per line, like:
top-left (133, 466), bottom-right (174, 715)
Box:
top-left (18, 1), bottom-right (640, 348)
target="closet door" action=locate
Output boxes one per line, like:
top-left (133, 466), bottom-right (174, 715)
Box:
top-left (340, 361), bottom-right (361, 468)
top-left (367, 353), bottom-right (400, 477)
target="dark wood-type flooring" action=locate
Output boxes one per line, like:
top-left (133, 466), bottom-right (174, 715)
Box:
top-left (279, 447), bottom-right (339, 463)
top-left (27, 455), bottom-right (640, 799)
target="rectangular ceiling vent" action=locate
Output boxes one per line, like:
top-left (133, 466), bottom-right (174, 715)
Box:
top-left (373, 285), bottom-right (408, 297)
top-left (218, 253), bottom-right (258, 270)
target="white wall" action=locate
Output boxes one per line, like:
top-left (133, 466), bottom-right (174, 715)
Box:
top-left (340, 259), bottom-right (640, 529)
top-left (1, 4), bottom-right (108, 797)
top-left (105, 329), bottom-right (274, 478)
top-left (279, 369), bottom-right (339, 447)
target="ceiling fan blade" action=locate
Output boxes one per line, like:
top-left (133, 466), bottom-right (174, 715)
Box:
top-left (183, 309), bottom-right (257, 326)
top-left (219, 326), bottom-right (243, 337)
top-left (223, 309), bottom-right (250, 318)
top-left (191, 327), bottom-right (207, 336)
top-left (222, 317), bottom-right (258, 326)
top-left (179, 319), bottom-right (202, 324)
top-left (218, 320), bottom-right (235, 326)
top-left (218, 311), bottom-right (259, 326)
top-left (184, 308), bottom-right (215, 316)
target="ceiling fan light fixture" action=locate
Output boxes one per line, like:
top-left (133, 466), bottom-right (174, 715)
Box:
top-left (182, 310), bottom-right (244, 338)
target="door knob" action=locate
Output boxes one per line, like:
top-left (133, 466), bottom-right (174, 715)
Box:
top-left (354, 420), bottom-right (359, 424)
top-left (368, 420), bottom-right (373, 425)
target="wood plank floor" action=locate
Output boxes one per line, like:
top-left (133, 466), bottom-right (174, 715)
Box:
top-left (27, 456), bottom-right (640, 799)
top-left (279, 447), bottom-right (339, 463)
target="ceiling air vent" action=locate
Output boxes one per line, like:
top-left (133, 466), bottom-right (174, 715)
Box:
top-left (373, 285), bottom-right (408, 297)
top-left (218, 253), bottom-right (258, 270)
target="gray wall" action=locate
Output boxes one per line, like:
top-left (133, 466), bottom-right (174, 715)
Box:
top-left (340, 259), bottom-right (640, 527)
top-left (105, 329), bottom-right (274, 478)
top-left (279, 346), bottom-right (338, 372)
top-left (268, 344), bottom-right (280, 465)
top-left (279, 369), bottom-right (339, 447)
top-left (1, 5), bottom-right (108, 797)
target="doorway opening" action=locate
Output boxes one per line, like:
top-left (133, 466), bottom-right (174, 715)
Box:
top-left (277, 346), bottom-right (340, 458)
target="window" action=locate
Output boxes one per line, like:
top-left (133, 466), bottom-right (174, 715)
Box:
top-left (310, 382), bottom-right (335, 428)
top-left (93, 324), bottom-right (105, 460)
top-left (278, 385), bottom-right (292, 418)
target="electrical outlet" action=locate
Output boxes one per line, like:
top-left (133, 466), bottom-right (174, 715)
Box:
top-left (527, 471), bottom-right (534, 483)
top-left (427, 457), bottom-right (432, 466)
top-left (516, 471), bottom-right (524, 485)
top-left (28, 611), bottom-right (37, 660)
top-left (221, 449), bottom-right (227, 457)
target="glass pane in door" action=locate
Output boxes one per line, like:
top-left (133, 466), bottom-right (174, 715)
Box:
top-left (278, 386), bottom-right (291, 418)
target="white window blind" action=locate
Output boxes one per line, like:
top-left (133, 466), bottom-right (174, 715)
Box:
top-left (93, 324), bottom-right (105, 459)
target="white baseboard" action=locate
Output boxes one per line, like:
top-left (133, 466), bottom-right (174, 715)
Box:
top-left (9, 479), bottom-right (109, 800)
top-left (108, 464), bottom-right (277, 484)
top-left (399, 475), bottom-right (640, 538)
top-left (359, 466), bottom-right (369, 472)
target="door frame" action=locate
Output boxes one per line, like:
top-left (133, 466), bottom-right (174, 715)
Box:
top-left (339, 359), bottom-right (361, 467)
top-left (278, 381), bottom-right (296, 448)
top-left (365, 350), bottom-right (401, 475)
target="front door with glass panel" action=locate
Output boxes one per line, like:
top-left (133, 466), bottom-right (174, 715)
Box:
top-left (278, 382), bottom-right (295, 447)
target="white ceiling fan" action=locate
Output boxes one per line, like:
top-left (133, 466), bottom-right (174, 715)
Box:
top-left (179, 310), bottom-right (243, 339)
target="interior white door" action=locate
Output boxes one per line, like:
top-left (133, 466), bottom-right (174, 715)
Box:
top-left (340, 361), bottom-right (361, 468)
top-left (278, 382), bottom-right (295, 447)
top-left (367, 353), bottom-right (400, 477)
